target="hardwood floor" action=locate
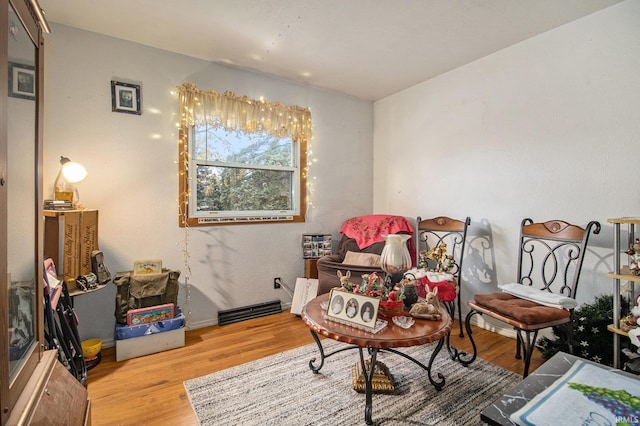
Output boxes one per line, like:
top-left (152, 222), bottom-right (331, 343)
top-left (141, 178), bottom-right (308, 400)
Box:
top-left (86, 311), bottom-right (545, 425)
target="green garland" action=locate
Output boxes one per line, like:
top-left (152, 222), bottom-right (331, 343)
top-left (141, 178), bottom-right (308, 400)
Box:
top-left (538, 294), bottom-right (628, 367)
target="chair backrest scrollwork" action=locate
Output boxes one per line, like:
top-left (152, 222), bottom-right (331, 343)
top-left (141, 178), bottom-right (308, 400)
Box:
top-left (516, 218), bottom-right (601, 298)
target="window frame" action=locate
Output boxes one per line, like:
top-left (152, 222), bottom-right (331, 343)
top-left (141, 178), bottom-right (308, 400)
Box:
top-left (178, 125), bottom-right (307, 227)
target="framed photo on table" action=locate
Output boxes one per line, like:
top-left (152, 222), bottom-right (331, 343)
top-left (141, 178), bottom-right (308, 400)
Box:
top-left (8, 62), bottom-right (35, 100)
top-left (111, 80), bottom-right (141, 114)
top-left (327, 289), bottom-right (380, 331)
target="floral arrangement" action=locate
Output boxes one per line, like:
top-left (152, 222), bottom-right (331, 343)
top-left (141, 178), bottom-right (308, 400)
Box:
top-left (626, 238), bottom-right (640, 276)
top-left (341, 272), bottom-right (406, 317)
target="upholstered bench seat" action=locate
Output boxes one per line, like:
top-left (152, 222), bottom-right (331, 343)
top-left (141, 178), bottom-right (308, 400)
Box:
top-left (469, 292), bottom-right (571, 330)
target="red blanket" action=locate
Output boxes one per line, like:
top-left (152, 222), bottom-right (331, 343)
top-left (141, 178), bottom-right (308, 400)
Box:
top-left (340, 215), bottom-right (415, 264)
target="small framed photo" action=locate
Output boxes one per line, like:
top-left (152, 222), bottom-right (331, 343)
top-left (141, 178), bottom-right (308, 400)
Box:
top-left (8, 62), bottom-right (35, 100)
top-left (326, 288), bottom-right (380, 331)
top-left (111, 80), bottom-right (141, 115)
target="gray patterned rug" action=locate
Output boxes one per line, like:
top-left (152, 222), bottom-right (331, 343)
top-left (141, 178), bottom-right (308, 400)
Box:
top-left (184, 339), bottom-right (519, 425)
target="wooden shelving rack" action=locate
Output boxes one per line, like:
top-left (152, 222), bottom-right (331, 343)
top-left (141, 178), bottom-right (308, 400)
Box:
top-left (608, 217), bottom-right (640, 369)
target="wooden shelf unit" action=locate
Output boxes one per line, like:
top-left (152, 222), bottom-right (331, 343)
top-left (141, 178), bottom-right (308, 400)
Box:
top-left (608, 217), bottom-right (640, 368)
top-left (44, 209), bottom-right (99, 293)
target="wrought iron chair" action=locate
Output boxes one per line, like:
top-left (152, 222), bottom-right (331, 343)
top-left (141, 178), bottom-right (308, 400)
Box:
top-left (415, 216), bottom-right (471, 338)
top-left (462, 218), bottom-right (601, 377)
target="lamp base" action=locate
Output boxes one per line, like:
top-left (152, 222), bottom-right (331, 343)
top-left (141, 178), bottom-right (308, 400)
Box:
top-left (54, 190), bottom-right (74, 202)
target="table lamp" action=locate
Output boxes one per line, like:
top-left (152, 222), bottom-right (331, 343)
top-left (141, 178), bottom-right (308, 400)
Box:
top-left (54, 156), bottom-right (87, 207)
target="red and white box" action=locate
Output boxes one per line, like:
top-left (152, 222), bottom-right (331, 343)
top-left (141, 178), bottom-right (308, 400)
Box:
top-left (126, 303), bottom-right (175, 326)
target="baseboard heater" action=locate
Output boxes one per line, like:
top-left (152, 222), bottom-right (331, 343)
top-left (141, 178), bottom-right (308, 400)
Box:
top-left (218, 300), bottom-right (282, 325)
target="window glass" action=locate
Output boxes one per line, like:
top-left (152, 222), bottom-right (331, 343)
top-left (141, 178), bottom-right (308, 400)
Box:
top-left (185, 126), bottom-right (304, 224)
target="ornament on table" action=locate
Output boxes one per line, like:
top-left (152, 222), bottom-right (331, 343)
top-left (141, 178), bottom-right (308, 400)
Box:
top-left (409, 285), bottom-right (442, 320)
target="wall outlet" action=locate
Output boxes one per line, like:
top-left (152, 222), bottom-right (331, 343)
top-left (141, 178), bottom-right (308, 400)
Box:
top-left (273, 277), bottom-right (281, 289)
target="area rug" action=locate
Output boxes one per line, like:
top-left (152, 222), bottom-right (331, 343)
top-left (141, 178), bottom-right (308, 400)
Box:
top-left (184, 339), bottom-right (519, 425)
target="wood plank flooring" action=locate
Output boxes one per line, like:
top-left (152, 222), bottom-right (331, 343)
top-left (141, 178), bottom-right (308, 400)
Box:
top-left (86, 311), bottom-right (546, 425)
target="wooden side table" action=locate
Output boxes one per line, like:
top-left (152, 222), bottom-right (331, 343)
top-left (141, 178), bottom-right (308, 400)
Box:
top-left (302, 293), bottom-right (452, 425)
top-left (304, 258), bottom-right (319, 278)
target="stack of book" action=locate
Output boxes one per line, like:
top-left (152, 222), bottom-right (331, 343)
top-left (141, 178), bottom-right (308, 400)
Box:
top-left (44, 199), bottom-right (73, 210)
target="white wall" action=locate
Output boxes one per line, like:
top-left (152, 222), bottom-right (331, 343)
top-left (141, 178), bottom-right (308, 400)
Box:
top-left (43, 24), bottom-right (373, 344)
top-left (43, 0), bottom-right (640, 345)
top-left (374, 0), bottom-right (640, 331)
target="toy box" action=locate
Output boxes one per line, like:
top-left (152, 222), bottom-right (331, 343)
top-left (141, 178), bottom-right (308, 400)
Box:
top-left (115, 307), bottom-right (185, 361)
top-left (126, 303), bottom-right (174, 326)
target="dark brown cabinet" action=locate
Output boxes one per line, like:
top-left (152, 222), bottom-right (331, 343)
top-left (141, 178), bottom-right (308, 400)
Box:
top-left (1, 1), bottom-right (89, 424)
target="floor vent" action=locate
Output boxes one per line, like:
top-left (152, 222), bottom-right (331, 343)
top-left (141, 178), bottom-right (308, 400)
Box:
top-left (218, 300), bottom-right (282, 326)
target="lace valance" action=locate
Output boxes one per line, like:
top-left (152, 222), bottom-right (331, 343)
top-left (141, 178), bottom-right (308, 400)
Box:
top-left (177, 82), bottom-right (312, 140)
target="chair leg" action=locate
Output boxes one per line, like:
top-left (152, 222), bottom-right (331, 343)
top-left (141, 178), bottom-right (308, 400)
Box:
top-left (454, 309), bottom-right (478, 367)
top-left (443, 301), bottom-right (472, 362)
top-left (567, 320), bottom-right (574, 355)
top-left (457, 290), bottom-right (464, 338)
top-left (443, 301), bottom-right (459, 360)
top-left (515, 329), bottom-right (539, 378)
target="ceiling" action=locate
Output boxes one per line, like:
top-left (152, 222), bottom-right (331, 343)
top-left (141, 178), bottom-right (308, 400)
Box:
top-left (39, 0), bottom-right (623, 101)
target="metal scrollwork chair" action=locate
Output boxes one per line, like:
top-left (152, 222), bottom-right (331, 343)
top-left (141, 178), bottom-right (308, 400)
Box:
top-left (462, 218), bottom-right (601, 377)
top-left (415, 216), bottom-right (471, 338)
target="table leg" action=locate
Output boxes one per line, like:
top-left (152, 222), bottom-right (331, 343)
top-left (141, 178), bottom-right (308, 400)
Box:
top-left (358, 347), bottom-right (378, 425)
top-left (307, 329), bottom-right (359, 373)
top-left (426, 336), bottom-right (446, 389)
top-left (308, 329), bottom-right (326, 373)
top-left (381, 337), bottom-right (447, 390)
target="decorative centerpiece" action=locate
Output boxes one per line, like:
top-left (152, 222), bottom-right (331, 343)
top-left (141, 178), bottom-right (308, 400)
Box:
top-left (342, 272), bottom-right (406, 318)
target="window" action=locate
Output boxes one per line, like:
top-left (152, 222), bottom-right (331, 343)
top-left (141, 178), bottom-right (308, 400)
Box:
top-left (177, 83), bottom-right (312, 226)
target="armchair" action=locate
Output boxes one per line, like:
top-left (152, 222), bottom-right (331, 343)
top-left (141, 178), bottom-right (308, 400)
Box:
top-left (316, 215), bottom-right (414, 295)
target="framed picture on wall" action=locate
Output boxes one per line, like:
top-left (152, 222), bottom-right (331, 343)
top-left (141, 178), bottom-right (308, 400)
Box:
top-left (111, 80), bottom-right (141, 115)
top-left (8, 62), bottom-right (35, 100)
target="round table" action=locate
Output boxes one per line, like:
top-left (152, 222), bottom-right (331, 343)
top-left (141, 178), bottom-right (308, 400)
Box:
top-left (301, 292), bottom-right (453, 425)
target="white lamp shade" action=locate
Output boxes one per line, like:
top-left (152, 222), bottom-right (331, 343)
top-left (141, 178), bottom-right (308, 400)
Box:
top-left (61, 161), bottom-right (87, 183)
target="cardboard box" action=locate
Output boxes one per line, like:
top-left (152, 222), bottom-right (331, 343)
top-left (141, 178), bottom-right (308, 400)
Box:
top-left (115, 327), bottom-right (185, 361)
top-left (62, 210), bottom-right (98, 290)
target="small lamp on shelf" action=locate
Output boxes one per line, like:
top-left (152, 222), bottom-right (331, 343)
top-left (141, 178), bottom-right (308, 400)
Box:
top-left (53, 156), bottom-right (87, 208)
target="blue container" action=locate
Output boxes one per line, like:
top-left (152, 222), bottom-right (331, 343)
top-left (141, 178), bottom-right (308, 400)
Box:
top-left (115, 307), bottom-right (184, 340)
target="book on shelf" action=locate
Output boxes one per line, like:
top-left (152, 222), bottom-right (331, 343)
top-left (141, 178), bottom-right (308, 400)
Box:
top-left (44, 199), bottom-right (73, 210)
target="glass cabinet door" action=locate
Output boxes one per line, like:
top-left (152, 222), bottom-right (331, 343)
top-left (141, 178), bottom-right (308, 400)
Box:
top-left (1, 0), bottom-right (42, 421)
top-left (6, 1), bottom-right (37, 381)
